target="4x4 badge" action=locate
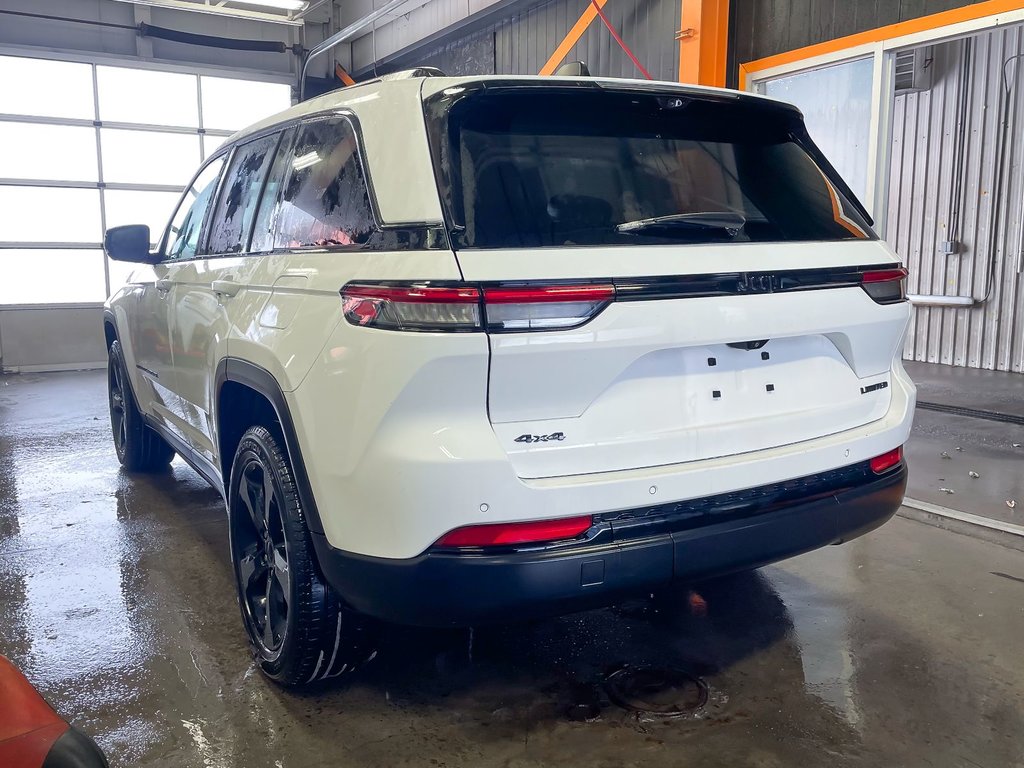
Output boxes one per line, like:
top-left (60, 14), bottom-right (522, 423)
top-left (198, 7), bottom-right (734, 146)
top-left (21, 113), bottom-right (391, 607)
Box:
top-left (514, 432), bottom-right (566, 444)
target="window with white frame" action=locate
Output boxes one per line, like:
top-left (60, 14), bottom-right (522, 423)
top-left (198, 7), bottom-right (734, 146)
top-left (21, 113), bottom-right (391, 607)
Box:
top-left (757, 57), bottom-right (875, 208)
top-left (0, 55), bottom-right (291, 306)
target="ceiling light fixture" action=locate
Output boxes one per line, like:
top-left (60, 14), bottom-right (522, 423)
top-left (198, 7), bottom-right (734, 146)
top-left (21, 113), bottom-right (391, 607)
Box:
top-left (109, 0), bottom-right (307, 25)
top-left (230, 0), bottom-right (309, 10)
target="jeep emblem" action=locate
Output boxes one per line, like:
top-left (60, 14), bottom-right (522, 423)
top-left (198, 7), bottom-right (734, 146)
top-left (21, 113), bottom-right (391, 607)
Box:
top-left (738, 273), bottom-right (777, 293)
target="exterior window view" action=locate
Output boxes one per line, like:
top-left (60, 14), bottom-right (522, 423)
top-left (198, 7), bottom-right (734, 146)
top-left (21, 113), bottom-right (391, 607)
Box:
top-left (0, 1), bottom-right (1022, 767)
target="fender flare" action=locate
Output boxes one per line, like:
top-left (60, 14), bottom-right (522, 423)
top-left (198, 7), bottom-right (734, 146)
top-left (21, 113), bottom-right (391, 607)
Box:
top-left (214, 358), bottom-right (325, 534)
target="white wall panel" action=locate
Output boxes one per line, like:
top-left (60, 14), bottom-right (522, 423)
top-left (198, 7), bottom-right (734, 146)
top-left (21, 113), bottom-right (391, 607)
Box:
top-left (887, 27), bottom-right (1024, 372)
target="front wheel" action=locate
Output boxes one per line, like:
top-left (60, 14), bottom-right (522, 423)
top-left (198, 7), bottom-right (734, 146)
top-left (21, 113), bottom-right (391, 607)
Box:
top-left (228, 425), bottom-right (378, 686)
top-left (107, 340), bottom-right (175, 472)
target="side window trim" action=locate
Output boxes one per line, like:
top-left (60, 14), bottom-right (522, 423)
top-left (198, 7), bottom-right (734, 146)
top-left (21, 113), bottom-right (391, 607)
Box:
top-left (245, 127), bottom-right (295, 255)
top-left (159, 151), bottom-right (229, 262)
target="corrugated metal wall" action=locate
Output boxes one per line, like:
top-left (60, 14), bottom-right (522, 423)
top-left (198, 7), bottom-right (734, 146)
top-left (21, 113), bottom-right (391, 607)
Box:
top-left (381, 0), bottom-right (680, 80)
top-left (727, 0), bottom-right (991, 86)
top-left (887, 27), bottom-right (1024, 372)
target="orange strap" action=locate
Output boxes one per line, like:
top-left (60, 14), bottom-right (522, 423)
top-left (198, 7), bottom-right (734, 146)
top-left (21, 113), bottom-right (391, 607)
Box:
top-left (335, 62), bottom-right (356, 87)
top-left (539, 0), bottom-right (609, 75)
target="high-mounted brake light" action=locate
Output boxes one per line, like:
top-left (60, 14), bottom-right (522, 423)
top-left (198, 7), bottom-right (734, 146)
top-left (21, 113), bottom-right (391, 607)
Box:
top-left (861, 267), bottom-right (908, 304)
top-left (434, 515), bottom-right (593, 548)
top-left (869, 446), bottom-right (903, 474)
top-left (340, 282), bottom-right (615, 332)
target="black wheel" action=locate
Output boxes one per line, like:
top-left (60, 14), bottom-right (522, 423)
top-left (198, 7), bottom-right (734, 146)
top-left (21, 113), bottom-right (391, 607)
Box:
top-left (107, 340), bottom-right (175, 472)
top-left (229, 425), bottom-right (378, 686)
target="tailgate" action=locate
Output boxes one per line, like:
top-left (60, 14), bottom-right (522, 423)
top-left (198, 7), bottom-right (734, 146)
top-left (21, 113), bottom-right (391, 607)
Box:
top-left (459, 243), bottom-right (908, 479)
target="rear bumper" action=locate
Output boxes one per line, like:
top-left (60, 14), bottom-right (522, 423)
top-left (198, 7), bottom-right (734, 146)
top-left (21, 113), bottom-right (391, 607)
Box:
top-left (313, 462), bottom-right (906, 627)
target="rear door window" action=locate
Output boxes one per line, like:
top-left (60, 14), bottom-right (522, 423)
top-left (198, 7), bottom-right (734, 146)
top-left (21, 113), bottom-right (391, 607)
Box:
top-left (207, 132), bottom-right (281, 255)
top-left (425, 88), bottom-right (875, 249)
top-left (272, 118), bottom-right (376, 249)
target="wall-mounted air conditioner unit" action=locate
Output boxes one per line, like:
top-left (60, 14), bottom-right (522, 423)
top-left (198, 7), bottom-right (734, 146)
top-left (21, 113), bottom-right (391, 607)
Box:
top-left (894, 48), bottom-right (933, 94)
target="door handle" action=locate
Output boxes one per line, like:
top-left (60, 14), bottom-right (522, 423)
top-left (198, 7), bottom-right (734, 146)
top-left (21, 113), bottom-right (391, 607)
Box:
top-left (155, 279), bottom-right (172, 294)
top-left (212, 279), bottom-right (242, 298)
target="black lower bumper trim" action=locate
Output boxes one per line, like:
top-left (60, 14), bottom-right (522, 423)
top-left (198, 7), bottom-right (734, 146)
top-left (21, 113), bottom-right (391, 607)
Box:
top-left (313, 464), bottom-right (907, 627)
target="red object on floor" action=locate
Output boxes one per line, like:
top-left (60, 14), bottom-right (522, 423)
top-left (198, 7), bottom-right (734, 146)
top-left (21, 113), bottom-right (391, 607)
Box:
top-left (0, 654), bottom-right (70, 768)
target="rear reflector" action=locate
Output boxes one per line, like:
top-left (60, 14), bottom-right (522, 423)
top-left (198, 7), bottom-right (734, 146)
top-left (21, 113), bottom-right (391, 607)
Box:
top-left (861, 267), bottom-right (908, 304)
top-left (435, 515), bottom-right (593, 548)
top-left (869, 446), bottom-right (903, 474)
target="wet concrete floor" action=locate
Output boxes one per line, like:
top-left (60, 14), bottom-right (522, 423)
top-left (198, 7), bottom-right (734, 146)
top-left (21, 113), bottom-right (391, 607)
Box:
top-left (2, 371), bottom-right (1024, 767)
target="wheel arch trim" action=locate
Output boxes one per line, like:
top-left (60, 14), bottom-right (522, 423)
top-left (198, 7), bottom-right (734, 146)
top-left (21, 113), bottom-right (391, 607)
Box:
top-left (215, 357), bottom-right (325, 534)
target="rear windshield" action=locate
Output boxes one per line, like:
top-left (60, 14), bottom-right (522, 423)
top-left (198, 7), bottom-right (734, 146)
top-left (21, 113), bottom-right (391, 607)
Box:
top-left (424, 86), bottom-right (875, 250)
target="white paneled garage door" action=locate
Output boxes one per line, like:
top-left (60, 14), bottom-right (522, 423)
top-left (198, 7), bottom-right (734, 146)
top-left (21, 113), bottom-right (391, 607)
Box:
top-left (0, 54), bottom-right (291, 307)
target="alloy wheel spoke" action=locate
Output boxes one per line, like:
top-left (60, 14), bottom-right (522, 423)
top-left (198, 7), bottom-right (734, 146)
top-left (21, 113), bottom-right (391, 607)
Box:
top-left (272, 547), bottom-right (290, 606)
top-left (238, 549), bottom-right (262, 591)
top-left (239, 470), bottom-right (267, 538)
top-left (262, 469), bottom-right (276, 534)
top-left (262, 579), bottom-right (275, 647)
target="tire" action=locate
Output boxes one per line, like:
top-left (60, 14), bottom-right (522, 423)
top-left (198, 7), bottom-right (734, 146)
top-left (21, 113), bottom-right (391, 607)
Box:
top-left (228, 425), bottom-right (378, 686)
top-left (107, 340), bottom-right (175, 472)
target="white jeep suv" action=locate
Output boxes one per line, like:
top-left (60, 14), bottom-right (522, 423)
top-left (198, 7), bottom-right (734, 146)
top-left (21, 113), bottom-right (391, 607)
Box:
top-left (103, 72), bottom-right (914, 686)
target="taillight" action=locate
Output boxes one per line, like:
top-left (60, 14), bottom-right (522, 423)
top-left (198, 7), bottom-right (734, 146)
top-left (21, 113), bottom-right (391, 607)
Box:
top-left (869, 446), bottom-right (903, 474)
top-left (434, 515), bottom-right (593, 548)
top-left (341, 284), bottom-right (481, 332)
top-left (861, 267), bottom-right (908, 304)
top-left (483, 284), bottom-right (615, 331)
top-left (340, 282), bottom-right (614, 332)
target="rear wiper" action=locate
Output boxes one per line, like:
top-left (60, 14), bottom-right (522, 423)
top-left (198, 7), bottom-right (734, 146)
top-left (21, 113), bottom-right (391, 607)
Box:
top-left (616, 211), bottom-right (747, 237)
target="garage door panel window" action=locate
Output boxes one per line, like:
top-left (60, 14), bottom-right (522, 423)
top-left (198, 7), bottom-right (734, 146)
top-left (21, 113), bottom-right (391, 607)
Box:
top-left (273, 119), bottom-right (376, 250)
top-left (200, 76), bottom-right (293, 132)
top-left (96, 66), bottom-right (200, 128)
top-left (0, 122), bottom-right (99, 182)
top-left (165, 157), bottom-right (226, 262)
top-left (0, 56), bottom-right (94, 120)
top-left (208, 133), bottom-right (281, 255)
top-left (0, 249), bottom-right (107, 304)
top-left (0, 54), bottom-right (291, 307)
top-left (0, 187), bottom-right (102, 243)
top-left (100, 129), bottom-right (203, 186)
top-left (203, 135), bottom-right (229, 161)
top-left (104, 190), bottom-right (182, 248)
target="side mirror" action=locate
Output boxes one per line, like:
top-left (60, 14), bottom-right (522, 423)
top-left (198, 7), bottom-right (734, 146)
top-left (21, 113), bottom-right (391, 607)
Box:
top-left (104, 224), bottom-right (158, 264)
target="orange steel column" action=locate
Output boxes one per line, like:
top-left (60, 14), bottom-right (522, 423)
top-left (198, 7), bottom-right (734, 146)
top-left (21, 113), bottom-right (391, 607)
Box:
top-left (677, 0), bottom-right (729, 86)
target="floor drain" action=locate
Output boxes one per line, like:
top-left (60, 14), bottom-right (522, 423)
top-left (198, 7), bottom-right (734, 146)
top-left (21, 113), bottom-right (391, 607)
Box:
top-left (604, 666), bottom-right (709, 717)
